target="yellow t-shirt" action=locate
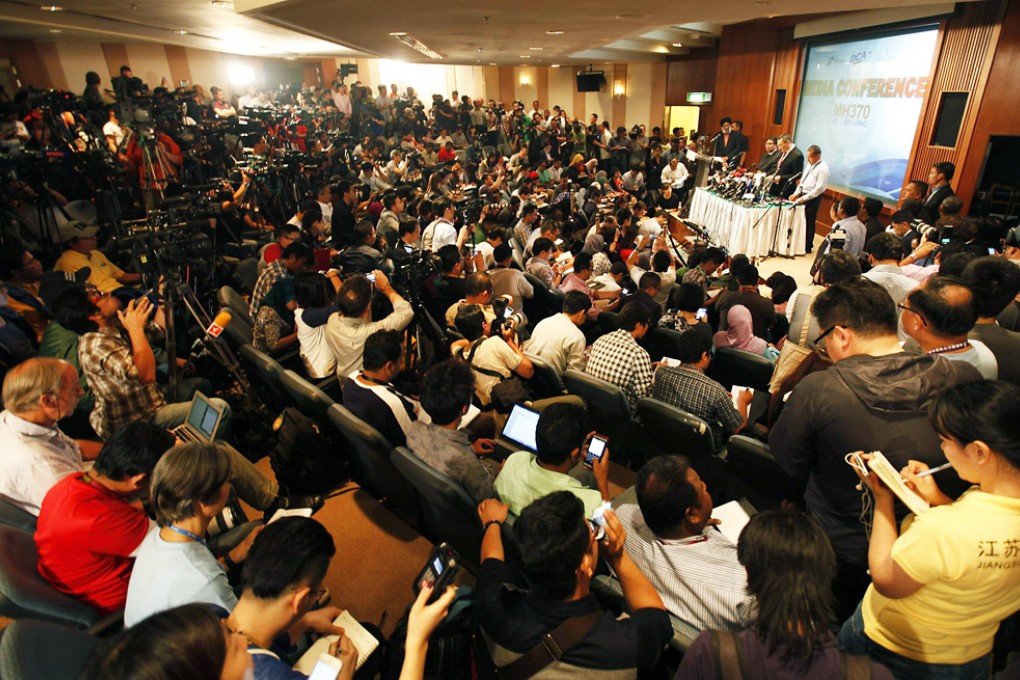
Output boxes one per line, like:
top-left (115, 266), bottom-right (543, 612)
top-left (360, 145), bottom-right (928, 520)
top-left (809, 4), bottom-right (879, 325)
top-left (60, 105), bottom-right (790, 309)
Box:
top-left (862, 487), bottom-right (1020, 664)
top-left (53, 250), bottom-right (125, 294)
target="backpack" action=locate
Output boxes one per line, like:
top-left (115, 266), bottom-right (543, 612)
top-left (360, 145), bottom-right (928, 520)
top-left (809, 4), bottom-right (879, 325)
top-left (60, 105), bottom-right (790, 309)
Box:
top-left (269, 407), bottom-right (348, 496)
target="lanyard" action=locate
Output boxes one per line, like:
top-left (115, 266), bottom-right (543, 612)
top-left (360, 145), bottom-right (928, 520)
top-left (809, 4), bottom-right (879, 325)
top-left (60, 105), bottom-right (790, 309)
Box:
top-left (166, 524), bottom-right (208, 547)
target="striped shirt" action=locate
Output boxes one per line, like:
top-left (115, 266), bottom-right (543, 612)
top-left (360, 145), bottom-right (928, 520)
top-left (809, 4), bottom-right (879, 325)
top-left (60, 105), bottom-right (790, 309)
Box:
top-left (617, 504), bottom-right (751, 633)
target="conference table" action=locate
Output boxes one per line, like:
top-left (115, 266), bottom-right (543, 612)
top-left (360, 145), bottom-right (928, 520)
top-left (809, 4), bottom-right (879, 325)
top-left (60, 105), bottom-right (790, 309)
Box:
top-left (688, 188), bottom-right (807, 258)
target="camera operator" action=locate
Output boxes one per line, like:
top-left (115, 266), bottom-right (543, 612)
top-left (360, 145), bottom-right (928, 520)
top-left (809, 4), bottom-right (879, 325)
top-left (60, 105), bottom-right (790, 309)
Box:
top-left (209, 87), bottom-right (236, 120)
top-left (112, 65), bottom-right (146, 100)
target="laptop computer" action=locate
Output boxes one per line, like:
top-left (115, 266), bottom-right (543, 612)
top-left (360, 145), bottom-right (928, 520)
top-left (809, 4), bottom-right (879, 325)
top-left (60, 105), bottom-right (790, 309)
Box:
top-left (172, 391), bottom-right (226, 443)
top-left (493, 403), bottom-right (541, 461)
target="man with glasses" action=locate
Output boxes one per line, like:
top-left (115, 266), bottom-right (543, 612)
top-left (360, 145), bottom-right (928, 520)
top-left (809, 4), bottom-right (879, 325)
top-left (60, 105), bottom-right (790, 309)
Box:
top-left (770, 279), bottom-right (980, 621)
top-left (257, 224), bottom-right (301, 276)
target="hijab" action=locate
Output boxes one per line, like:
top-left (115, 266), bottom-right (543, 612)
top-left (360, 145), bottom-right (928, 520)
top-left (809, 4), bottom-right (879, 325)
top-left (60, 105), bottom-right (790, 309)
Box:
top-left (714, 304), bottom-right (768, 355)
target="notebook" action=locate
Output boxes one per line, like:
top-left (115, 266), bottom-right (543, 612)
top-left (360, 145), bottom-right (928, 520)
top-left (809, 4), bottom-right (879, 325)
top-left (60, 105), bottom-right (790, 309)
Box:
top-left (293, 611), bottom-right (379, 673)
top-left (710, 499), bottom-right (755, 544)
top-left (863, 451), bottom-right (931, 517)
top-left (172, 392), bottom-right (225, 443)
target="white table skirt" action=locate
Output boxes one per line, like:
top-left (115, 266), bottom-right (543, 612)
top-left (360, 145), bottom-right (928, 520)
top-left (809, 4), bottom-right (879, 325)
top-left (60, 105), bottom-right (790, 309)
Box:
top-left (688, 188), bottom-right (807, 258)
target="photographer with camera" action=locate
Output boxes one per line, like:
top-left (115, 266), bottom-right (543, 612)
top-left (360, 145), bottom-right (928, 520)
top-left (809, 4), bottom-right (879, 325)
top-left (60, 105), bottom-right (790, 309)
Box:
top-left (326, 270), bottom-right (413, 378)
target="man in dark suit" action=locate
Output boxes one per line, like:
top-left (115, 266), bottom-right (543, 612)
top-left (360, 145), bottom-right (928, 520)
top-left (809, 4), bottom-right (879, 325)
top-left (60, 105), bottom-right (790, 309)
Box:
top-left (757, 136), bottom-right (780, 174)
top-left (769, 134), bottom-right (804, 198)
top-left (918, 161), bottom-right (956, 226)
top-left (713, 117), bottom-right (745, 167)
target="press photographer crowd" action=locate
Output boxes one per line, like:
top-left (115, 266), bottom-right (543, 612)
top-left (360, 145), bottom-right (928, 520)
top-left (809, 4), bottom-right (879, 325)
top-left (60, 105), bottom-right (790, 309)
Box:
top-left (0, 62), bottom-right (1017, 680)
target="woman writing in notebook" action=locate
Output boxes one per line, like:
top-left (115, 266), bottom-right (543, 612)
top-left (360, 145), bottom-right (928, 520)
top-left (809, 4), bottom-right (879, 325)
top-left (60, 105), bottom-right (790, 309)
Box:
top-left (840, 380), bottom-right (1020, 679)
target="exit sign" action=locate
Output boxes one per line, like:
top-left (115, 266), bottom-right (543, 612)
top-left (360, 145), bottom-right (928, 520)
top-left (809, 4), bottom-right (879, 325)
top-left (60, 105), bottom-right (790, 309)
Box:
top-left (686, 92), bottom-right (713, 104)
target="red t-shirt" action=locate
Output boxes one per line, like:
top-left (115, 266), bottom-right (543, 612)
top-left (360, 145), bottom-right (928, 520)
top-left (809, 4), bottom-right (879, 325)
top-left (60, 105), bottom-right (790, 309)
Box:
top-left (35, 473), bottom-right (151, 615)
top-left (263, 243), bottom-right (283, 265)
top-left (438, 147), bottom-right (457, 162)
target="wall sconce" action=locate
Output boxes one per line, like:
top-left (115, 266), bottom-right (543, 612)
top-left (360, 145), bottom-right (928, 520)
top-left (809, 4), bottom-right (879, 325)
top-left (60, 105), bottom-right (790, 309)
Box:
top-left (614, 82), bottom-right (625, 97)
top-left (520, 75), bottom-right (530, 86)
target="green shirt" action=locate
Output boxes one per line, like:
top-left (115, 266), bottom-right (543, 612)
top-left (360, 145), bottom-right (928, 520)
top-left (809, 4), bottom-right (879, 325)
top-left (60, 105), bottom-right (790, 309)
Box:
top-left (38, 321), bottom-right (93, 408)
top-left (495, 451), bottom-right (602, 517)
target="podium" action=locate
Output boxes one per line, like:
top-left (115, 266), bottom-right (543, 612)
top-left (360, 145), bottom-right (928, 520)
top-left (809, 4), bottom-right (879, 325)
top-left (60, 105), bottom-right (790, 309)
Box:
top-left (693, 154), bottom-right (720, 189)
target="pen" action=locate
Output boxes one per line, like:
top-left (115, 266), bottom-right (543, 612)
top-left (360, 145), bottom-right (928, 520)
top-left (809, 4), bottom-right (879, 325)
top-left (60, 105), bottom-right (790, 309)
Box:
top-left (914, 462), bottom-right (953, 479)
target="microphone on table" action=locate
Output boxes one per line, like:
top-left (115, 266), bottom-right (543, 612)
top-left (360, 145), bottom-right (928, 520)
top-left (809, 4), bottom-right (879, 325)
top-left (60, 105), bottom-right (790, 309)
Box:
top-left (189, 310), bottom-right (232, 358)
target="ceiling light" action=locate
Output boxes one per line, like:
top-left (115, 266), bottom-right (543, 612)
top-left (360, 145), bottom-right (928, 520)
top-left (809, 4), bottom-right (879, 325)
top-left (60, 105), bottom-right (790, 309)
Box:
top-left (489, 62), bottom-right (497, 66)
top-left (389, 32), bottom-right (407, 36)
top-left (49, 28), bottom-right (61, 32)
top-left (551, 64), bottom-right (561, 68)
top-left (228, 64), bottom-right (254, 86)
top-left (40, 5), bottom-right (62, 10)
top-left (519, 55), bottom-right (531, 59)
top-left (209, 0), bottom-right (231, 5)
top-left (391, 33), bottom-right (442, 60)
top-left (174, 30), bottom-right (188, 35)
top-left (546, 30), bottom-right (564, 35)
top-left (529, 47), bottom-right (543, 51)
top-left (755, 1), bottom-right (770, 5)
top-left (671, 42), bottom-right (683, 47)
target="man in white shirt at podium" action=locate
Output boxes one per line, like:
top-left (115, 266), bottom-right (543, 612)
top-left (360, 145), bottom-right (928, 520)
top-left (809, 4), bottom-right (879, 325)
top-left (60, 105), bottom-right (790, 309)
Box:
top-left (789, 145), bottom-right (829, 254)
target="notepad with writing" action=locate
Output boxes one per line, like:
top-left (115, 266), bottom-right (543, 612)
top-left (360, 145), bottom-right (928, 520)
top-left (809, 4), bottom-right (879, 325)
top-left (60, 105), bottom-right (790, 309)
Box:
top-left (865, 451), bottom-right (930, 517)
top-left (267, 507), bottom-right (313, 524)
top-left (293, 611), bottom-right (379, 673)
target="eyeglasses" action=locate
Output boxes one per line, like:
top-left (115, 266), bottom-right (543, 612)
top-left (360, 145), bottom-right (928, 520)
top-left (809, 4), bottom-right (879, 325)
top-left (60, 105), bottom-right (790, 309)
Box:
top-left (813, 324), bottom-right (845, 357)
top-left (897, 303), bottom-right (927, 327)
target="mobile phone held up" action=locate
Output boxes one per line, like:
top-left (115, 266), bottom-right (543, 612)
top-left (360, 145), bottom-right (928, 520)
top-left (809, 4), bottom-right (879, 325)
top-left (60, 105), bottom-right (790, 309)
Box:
top-left (307, 653), bottom-right (343, 680)
top-left (413, 543), bottom-right (459, 603)
top-left (583, 434), bottom-right (609, 467)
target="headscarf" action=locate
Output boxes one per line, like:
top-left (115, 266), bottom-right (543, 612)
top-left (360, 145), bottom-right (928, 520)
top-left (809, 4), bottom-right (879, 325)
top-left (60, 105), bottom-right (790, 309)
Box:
top-left (714, 304), bottom-right (768, 355)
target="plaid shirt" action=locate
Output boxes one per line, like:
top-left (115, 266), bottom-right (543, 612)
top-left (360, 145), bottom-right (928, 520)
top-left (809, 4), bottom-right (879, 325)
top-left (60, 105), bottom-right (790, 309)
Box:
top-left (586, 329), bottom-right (653, 409)
top-left (652, 364), bottom-right (742, 451)
top-left (250, 260), bottom-right (287, 317)
top-left (79, 327), bottom-right (165, 439)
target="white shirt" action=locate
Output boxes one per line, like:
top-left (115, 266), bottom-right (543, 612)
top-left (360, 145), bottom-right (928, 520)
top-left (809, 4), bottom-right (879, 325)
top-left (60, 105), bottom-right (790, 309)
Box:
top-left (237, 94), bottom-right (257, 110)
top-left (316, 200), bottom-right (333, 226)
top-left (422, 218), bottom-right (457, 252)
top-left (295, 308), bottom-right (337, 379)
top-left (103, 121), bottom-right (125, 149)
top-left (792, 158), bottom-right (830, 202)
top-left (333, 91), bottom-right (352, 115)
top-left (0, 410), bottom-right (84, 516)
top-left (661, 163), bottom-right (689, 188)
top-left (637, 217), bottom-right (662, 239)
top-left (524, 313), bottom-right (586, 375)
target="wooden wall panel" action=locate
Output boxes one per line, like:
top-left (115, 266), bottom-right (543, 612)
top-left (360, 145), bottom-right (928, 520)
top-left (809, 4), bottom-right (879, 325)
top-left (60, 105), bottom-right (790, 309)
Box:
top-left (908, 0), bottom-right (1006, 198)
top-left (100, 43), bottom-right (128, 80)
top-left (34, 41), bottom-right (67, 91)
top-left (612, 63), bottom-right (627, 132)
top-left (666, 49), bottom-right (717, 131)
top-left (0, 39), bottom-right (52, 88)
top-left (164, 45), bottom-right (192, 87)
top-left (957, 0), bottom-right (1020, 208)
top-left (498, 66), bottom-right (515, 108)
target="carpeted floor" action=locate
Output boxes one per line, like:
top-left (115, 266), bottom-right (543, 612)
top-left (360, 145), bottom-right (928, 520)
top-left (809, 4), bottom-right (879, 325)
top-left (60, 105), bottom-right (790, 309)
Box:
top-left (244, 460), bottom-right (473, 639)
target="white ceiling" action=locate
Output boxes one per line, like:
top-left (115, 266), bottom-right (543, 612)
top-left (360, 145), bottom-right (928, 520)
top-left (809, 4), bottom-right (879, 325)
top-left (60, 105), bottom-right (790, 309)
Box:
top-left (0, 0), bottom-right (984, 63)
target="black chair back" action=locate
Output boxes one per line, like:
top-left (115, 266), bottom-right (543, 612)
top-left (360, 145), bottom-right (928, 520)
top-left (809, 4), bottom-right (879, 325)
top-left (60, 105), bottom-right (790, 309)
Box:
top-left (280, 370), bottom-right (336, 421)
top-left (523, 352), bottom-right (566, 398)
top-left (597, 310), bottom-right (620, 335)
top-left (563, 369), bottom-right (632, 423)
top-left (219, 307), bottom-right (254, 348)
top-left (0, 498), bottom-right (36, 534)
top-left (216, 286), bottom-right (253, 325)
top-left (645, 326), bottom-right (685, 363)
top-left (636, 398), bottom-right (716, 460)
top-left (724, 435), bottom-right (800, 508)
top-left (0, 619), bottom-right (99, 679)
top-left (709, 347), bottom-right (774, 392)
top-left (0, 526), bottom-right (101, 628)
top-left (238, 343), bottom-right (290, 411)
top-left (326, 405), bottom-right (418, 519)
top-left (390, 447), bottom-right (481, 565)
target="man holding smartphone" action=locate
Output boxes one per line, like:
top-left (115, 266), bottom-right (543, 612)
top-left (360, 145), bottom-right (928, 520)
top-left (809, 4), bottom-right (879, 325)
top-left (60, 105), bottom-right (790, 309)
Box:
top-left (495, 403), bottom-right (613, 517)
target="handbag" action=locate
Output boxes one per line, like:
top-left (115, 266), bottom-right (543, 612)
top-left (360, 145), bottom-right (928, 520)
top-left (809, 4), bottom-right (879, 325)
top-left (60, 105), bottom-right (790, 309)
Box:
top-left (768, 290), bottom-right (819, 395)
top-left (466, 339), bottom-right (529, 413)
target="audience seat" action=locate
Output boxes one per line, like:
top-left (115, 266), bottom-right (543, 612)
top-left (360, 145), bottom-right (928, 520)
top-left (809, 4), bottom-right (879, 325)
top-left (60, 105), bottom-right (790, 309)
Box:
top-left (522, 273), bottom-right (562, 326)
top-left (597, 311), bottom-right (620, 335)
top-left (645, 326), bottom-right (685, 363)
top-left (216, 286), bottom-right (253, 326)
top-left (523, 352), bottom-right (566, 398)
top-left (280, 370), bottom-right (336, 422)
top-left (218, 307), bottom-right (254, 348)
top-left (636, 398), bottom-right (716, 461)
top-left (237, 344), bottom-right (290, 412)
top-left (325, 405), bottom-right (418, 520)
top-left (233, 258), bottom-right (260, 294)
top-left (0, 498), bottom-right (36, 534)
top-left (562, 369), bottom-right (641, 463)
top-left (723, 435), bottom-right (801, 509)
top-left (0, 619), bottom-right (99, 680)
top-left (418, 307), bottom-right (453, 362)
top-left (708, 347), bottom-right (774, 392)
top-left (0, 526), bottom-right (106, 629)
top-left (390, 447), bottom-right (481, 567)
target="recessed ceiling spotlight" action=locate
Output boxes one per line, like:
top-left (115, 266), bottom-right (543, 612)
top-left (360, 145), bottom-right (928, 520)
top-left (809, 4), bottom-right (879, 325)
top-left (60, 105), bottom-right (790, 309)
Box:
top-left (389, 31), bottom-right (407, 36)
top-left (519, 55), bottom-right (531, 58)
top-left (489, 62), bottom-right (497, 66)
top-left (671, 42), bottom-right (683, 47)
top-left (174, 29), bottom-right (188, 35)
top-left (551, 64), bottom-right (561, 68)
top-left (545, 30), bottom-right (564, 35)
top-left (49, 28), bottom-right (61, 32)
top-left (754, 1), bottom-right (770, 5)
top-left (529, 47), bottom-right (543, 51)
top-left (40, 5), bottom-right (62, 11)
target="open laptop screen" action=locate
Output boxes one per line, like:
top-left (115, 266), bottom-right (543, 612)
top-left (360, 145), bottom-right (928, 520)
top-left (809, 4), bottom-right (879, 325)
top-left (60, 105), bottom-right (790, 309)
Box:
top-left (186, 392), bottom-right (223, 441)
top-left (501, 403), bottom-right (541, 452)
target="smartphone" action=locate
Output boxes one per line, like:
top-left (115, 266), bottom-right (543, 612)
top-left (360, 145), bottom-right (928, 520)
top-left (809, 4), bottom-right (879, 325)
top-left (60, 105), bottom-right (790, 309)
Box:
top-left (413, 543), bottom-right (460, 603)
top-left (583, 434), bottom-right (609, 467)
top-left (366, 272), bottom-right (376, 283)
top-left (503, 306), bottom-right (512, 319)
top-left (939, 226), bottom-right (954, 245)
top-left (695, 307), bottom-right (708, 321)
top-left (307, 654), bottom-right (343, 680)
